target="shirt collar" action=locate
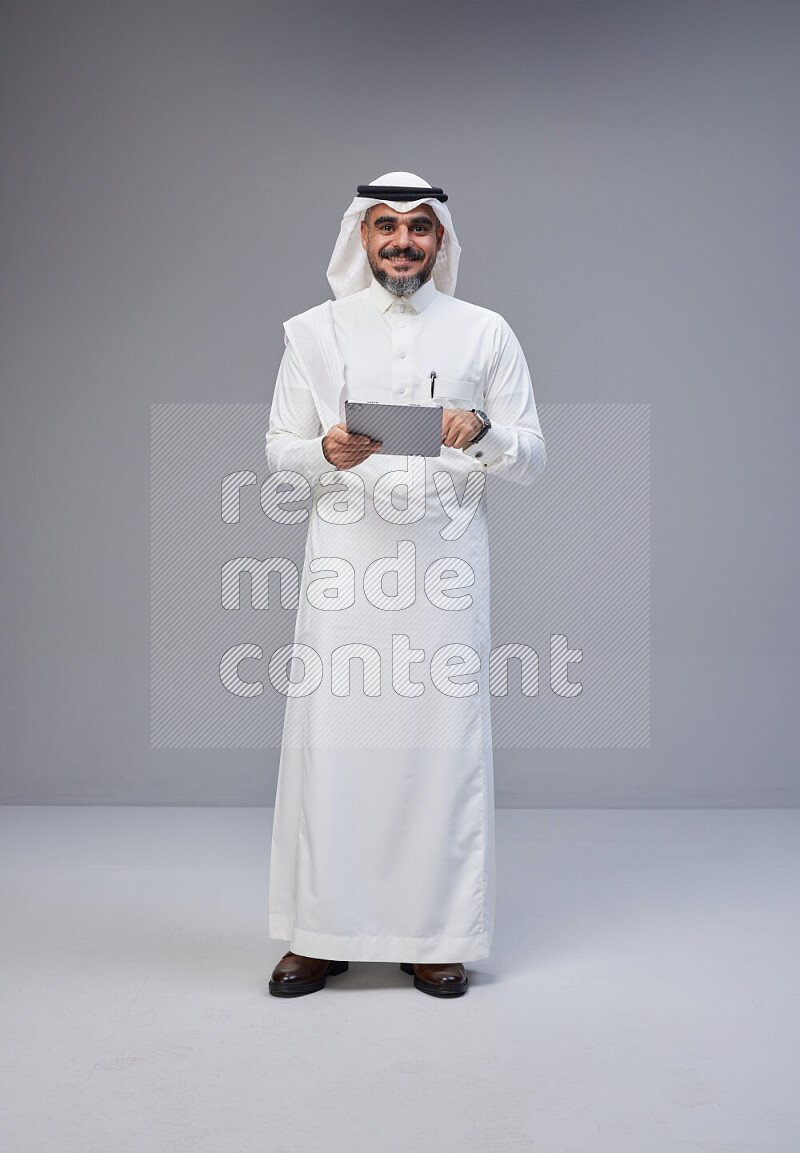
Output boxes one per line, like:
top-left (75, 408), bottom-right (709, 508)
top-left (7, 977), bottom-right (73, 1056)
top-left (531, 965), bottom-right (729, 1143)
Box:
top-left (367, 275), bottom-right (437, 315)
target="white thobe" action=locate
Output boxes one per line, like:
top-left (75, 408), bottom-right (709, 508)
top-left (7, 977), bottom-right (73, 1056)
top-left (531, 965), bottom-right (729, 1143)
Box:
top-left (266, 276), bottom-right (545, 963)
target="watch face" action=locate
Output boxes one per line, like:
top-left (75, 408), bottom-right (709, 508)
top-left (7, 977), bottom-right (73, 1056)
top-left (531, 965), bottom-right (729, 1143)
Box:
top-left (471, 409), bottom-right (491, 443)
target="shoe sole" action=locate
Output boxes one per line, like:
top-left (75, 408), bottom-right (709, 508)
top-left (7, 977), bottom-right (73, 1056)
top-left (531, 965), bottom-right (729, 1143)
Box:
top-left (399, 962), bottom-right (468, 997)
top-left (269, 959), bottom-right (349, 997)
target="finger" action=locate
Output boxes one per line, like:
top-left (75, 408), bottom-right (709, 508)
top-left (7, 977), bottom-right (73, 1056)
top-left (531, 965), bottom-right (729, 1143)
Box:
top-left (342, 443), bottom-right (377, 462)
top-left (348, 437), bottom-right (380, 450)
top-left (332, 427), bottom-right (370, 446)
top-left (443, 419), bottom-right (462, 444)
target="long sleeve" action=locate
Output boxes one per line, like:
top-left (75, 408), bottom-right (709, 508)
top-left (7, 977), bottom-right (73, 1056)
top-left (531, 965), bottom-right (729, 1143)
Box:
top-left (265, 338), bottom-right (332, 486)
top-left (461, 318), bottom-right (546, 486)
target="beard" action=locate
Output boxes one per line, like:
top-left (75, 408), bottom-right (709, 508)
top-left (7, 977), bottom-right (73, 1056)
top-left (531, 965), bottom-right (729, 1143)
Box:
top-left (376, 269), bottom-right (425, 297)
top-left (367, 244), bottom-right (437, 297)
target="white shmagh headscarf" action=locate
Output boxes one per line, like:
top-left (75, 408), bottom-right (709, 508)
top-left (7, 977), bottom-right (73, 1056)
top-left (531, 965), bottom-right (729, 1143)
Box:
top-left (326, 170), bottom-right (461, 300)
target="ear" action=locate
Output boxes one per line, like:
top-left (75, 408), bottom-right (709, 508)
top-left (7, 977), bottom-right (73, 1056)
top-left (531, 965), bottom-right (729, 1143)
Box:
top-left (360, 218), bottom-right (369, 251)
top-left (436, 223), bottom-right (444, 252)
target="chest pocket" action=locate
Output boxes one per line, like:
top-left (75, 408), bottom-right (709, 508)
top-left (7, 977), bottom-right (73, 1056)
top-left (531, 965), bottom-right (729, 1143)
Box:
top-left (431, 376), bottom-right (485, 409)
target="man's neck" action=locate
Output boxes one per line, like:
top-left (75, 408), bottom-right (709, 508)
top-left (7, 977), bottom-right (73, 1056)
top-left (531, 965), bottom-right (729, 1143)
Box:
top-left (368, 275), bottom-right (437, 314)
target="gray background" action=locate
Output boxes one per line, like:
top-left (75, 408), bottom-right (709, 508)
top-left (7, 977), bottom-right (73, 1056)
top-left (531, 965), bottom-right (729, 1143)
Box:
top-left (1, 0), bottom-right (797, 805)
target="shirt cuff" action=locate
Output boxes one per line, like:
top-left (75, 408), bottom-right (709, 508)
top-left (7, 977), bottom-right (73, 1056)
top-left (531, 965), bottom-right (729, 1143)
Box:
top-left (306, 434), bottom-right (333, 485)
top-left (461, 424), bottom-right (514, 467)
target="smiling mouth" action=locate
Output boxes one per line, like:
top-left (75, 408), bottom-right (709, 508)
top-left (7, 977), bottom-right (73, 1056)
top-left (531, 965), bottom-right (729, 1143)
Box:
top-left (385, 261), bottom-right (419, 274)
top-left (381, 250), bottom-right (423, 264)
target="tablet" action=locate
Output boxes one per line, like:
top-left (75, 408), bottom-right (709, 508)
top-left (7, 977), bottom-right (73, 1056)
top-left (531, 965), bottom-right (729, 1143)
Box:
top-left (345, 401), bottom-right (443, 457)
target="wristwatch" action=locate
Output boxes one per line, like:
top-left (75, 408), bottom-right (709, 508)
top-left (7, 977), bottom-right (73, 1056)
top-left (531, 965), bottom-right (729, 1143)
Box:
top-left (467, 409), bottom-right (491, 445)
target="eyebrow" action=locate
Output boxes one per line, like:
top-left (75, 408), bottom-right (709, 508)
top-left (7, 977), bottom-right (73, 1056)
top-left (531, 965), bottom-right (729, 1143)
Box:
top-left (371, 214), bottom-right (435, 228)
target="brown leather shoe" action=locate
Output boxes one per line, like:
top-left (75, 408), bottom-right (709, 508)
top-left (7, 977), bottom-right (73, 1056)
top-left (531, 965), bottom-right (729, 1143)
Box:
top-left (400, 961), bottom-right (468, 997)
top-left (269, 951), bottom-right (349, 997)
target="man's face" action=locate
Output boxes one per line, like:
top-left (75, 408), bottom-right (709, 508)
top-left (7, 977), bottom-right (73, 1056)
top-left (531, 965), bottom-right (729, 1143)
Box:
top-left (360, 203), bottom-right (444, 297)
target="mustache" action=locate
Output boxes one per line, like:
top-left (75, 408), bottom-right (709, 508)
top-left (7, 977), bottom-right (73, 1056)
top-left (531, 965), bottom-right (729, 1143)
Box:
top-left (379, 246), bottom-right (425, 261)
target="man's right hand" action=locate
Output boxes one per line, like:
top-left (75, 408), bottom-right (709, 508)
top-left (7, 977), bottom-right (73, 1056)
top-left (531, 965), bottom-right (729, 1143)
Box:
top-left (322, 423), bottom-right (383, 470)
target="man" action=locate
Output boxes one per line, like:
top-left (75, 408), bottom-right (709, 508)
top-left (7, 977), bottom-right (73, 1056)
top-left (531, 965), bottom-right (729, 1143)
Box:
top-left (265, 171), bottom-right (546, 998)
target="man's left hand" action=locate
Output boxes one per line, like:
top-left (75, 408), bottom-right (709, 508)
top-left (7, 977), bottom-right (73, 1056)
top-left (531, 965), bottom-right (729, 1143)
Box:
top-left (441, 409), bottom-right (483, 450)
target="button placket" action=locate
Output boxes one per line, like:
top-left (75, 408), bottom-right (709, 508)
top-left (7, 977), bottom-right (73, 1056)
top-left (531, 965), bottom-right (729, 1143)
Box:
top-left (391, 303), bottom-right (413, 396)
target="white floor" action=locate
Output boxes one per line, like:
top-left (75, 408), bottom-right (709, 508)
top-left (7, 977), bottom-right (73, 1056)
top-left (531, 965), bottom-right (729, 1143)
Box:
top-left (0, 807), bottom-right (798, 1153)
